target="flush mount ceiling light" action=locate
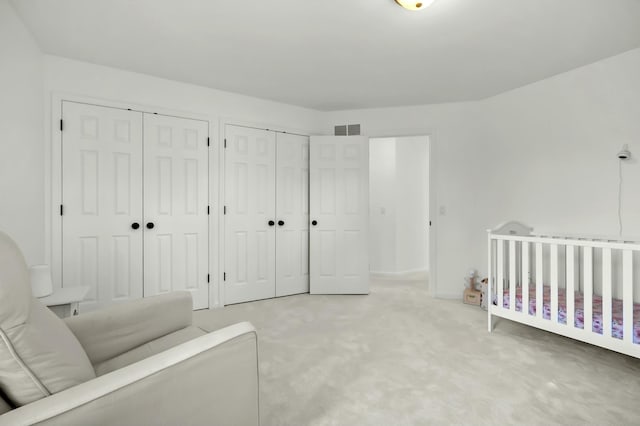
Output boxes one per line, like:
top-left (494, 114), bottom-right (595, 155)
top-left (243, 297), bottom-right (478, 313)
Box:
top-left (394, 0), bottom-right (436, 11)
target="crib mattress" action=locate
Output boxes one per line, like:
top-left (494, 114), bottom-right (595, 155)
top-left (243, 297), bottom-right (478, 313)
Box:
top-left (498, 285), bottom-right (640, 344)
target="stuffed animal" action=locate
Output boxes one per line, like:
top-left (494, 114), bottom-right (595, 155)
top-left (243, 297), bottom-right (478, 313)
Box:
top-left (463, 269), bottom-right (481, 305)
top-left (480, 278), bottom-right (488, 310)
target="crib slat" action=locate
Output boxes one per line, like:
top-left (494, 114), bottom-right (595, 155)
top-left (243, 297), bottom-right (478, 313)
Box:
top-left (522, 242), bottom-right (529, 316)
top-left (602, 248), bottom-right (612, 338)
top-left (488, 237), bottom-right (493, 332)
top-left (566, 245), bottom-right (575, 328)
top-left (509, 240), bottom-right (516, 312)
top-left (623, 250), bottom-right (633, 344)
top-left (584, 247), bottom-right (593, 332)
top-left (550, 244), bottom-right (559, 323)
top-left (536, 243), bottom-right (543, 319)
top-left (497, 241), bottom-right (504, 309)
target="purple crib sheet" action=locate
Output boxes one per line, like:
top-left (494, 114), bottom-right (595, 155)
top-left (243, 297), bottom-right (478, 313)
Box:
top-left (497, 285), bottom-right (640, 344)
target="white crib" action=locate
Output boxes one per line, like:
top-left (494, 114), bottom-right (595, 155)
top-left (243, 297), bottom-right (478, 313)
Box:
top-left (487, 221), bottom-right (640, 359)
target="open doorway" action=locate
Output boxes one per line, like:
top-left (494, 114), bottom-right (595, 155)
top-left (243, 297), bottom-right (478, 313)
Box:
top-left (369, 135), bottom-right (430, 286)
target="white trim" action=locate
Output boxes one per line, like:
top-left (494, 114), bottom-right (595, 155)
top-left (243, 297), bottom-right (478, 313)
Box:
top-left (208, 119), bottom-right (221, 309)
top-left (367, 130), bottom-right (437, 298)
top-left (217, 119), bottom-right (227, 308)
top-left (47, 94), bottom-right (63, 293)
top-left (534, 231), bottom-right (640, 244)
top-left (219, 116), bottom-right (314, 139)
top-left (370, 269), bottom-right (428, 279)
top-left (50, 92), bottom-right (214, 122)
top-left (491, 233), bottom-right (640, 251)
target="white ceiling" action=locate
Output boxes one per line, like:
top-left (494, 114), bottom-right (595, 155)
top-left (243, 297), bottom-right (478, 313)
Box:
top-left (11, 0), bottom-right (640, 111)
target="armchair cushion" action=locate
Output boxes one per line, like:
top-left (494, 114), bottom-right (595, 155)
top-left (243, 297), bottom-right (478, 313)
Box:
top-left (94, 325), bottom-right (206, 376)
top-left (0, 322), bottom-right (259, 426)
top-left (0, 394), bottom-right (11, 415)
top-left (0, 232), bottom-right (95, 407)
top-left (64, 291), bottom-right (193, 366)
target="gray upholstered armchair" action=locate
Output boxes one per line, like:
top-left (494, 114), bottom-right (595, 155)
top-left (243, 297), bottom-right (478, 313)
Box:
top-left (0, 231), bottom-right (259, 425)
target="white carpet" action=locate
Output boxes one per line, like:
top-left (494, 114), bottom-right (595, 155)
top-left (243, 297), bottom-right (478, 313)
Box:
top-left (194, 279), bottom-right (640, 425)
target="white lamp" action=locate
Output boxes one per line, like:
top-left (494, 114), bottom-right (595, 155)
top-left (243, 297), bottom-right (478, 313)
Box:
top-left (29, 265), bottom-right (54, 298)
top-left (394, 0), bottom-right (436, 11)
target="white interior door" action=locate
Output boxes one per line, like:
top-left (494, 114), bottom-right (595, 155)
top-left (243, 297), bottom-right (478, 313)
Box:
top-left (143, 113), bottom-right (209, 309)
top-left (61, 101), bottom-right (143, 310)
top-left (310, 136), bottom-right (369, 294)
top-left (275, 133), bottom-right (310, 297)
top-left (224, 125), bottom-right (276, 304)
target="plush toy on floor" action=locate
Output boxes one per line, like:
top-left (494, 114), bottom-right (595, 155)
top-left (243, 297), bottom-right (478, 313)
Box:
top-left (480, 278), bottom-right (488, 310)
top-left (463, 269), bottom-right (481, 306)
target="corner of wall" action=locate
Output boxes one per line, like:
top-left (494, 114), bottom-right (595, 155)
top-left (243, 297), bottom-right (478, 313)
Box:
top-left (0, 0), bottom-right (45, 264)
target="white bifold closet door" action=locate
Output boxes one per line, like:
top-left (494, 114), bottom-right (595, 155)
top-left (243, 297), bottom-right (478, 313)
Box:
top-left (143, 114), bottom-right (210, 310)
top-left (62, 102), bottom-right (144, 310)
top-left (224, 126), bottom-right (277, 304)
top-left (224, 125), bottom-right (309, 304)
top-left (275, 132), bottom-right (310, 297)
top-left (309, 136), bottom-right (369, 295)
top-left (61, 101), bottom-right (209, 310)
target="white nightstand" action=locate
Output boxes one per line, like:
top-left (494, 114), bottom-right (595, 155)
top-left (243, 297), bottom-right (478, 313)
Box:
top-left (38, 287), bottom-right (90, 318)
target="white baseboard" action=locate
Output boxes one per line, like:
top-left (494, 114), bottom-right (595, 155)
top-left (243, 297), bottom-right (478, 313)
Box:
top-left (370, 269), bottom-right (428, 281)
top-left (433, 292), bottom-right (460, 300)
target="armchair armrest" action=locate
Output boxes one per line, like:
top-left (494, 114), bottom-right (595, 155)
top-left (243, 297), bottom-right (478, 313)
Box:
top-left (0, 322), bottom-right (259, 426)
top-left (64, 292), bottom-right (193, 365)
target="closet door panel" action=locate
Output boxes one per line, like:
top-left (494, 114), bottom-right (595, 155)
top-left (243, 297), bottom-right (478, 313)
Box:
top-left (275, 133), bottom-right (310, 297)
top-left (61, 101), bottom-right (144, 310)
top-left (225, 125), bottom-right (276, 304)
top-left (143, 114), bottom-right (209, 309)
top-left (310, 136), bottom-right (369, 294)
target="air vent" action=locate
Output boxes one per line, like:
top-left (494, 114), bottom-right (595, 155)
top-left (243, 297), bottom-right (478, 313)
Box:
top-left (347, 124), bottom-right (360, 136)
top-left (334, 124), bottom-right (361, 136)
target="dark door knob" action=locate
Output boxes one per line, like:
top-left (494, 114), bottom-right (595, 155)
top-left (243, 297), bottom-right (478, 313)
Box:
top-left (278, 220), bottom-right (285, 226)
top-left (131, 222), bottom-right (140, 230)
top-left (268, 220), bottom-right (275, 226)
top-left (146, 222), bottom-right (155, 229)
top-left (311, 220), bottom-right (318, 226)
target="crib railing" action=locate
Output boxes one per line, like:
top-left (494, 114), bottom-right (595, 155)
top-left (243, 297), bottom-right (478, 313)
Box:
top-left (488, 224), bottom-right (640, 358)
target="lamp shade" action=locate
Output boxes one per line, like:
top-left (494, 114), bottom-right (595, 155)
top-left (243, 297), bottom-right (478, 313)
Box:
top-left (394, 0), bottom-right (436, 10)
top-left (29, 265), bottom-right (54, 298)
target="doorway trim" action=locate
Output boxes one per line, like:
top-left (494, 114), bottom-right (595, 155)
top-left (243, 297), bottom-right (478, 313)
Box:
top-left (368, 130), bottom-right (437, 298)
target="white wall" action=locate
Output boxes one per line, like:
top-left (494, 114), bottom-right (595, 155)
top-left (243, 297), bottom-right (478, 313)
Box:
top-left (3, 5), bottom-right (639, 301)
top-left (44, 55), bottom-right (321, 135)
top-left (323, 103), bottom-right (484, 297)
top-left (40, 55), bottom-right (324, 307)
top-left (0, 8), bottom-right (323, 269)
top-left (480, 48), bottom-right (640, 240)
top-left (478, 47), bottom-right (640, 300)
top-left (395, 136), bottom-right (429, 273)
top-left (369, 138), bottom-right (397, 273)
top-left (325, 47), bottom-right (640, 298)
top-left (369, 136), bottom-right (430, 276)
top-left (0, 0), bottom-right (44, 265)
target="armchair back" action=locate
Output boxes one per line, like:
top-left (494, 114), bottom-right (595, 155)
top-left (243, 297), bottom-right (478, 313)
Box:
top-left (0, 231), bottom-right (95, 407)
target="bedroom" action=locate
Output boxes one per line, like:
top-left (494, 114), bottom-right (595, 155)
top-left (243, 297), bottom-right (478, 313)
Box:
top-left (1, 0), bottom-right (639, 424)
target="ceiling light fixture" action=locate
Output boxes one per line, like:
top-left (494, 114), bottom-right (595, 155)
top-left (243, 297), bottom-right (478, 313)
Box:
top-left (394, 0), bottom-right (436, 11)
